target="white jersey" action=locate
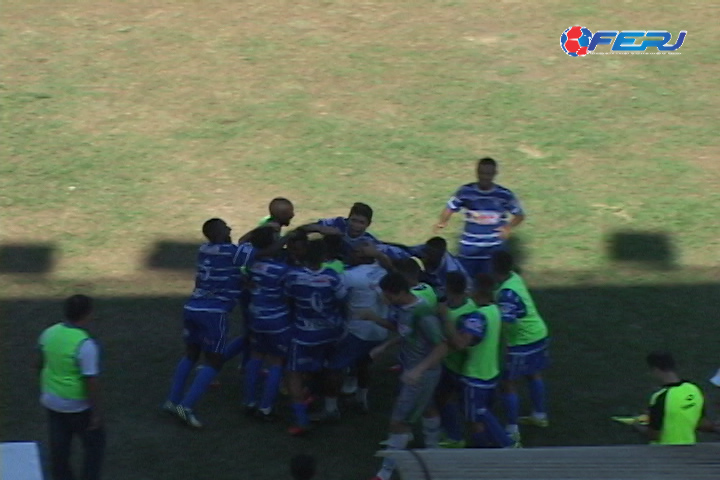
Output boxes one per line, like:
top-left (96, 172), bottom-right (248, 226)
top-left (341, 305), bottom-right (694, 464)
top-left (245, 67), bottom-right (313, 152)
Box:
top-left (342, 262), bottom-right (389, 342)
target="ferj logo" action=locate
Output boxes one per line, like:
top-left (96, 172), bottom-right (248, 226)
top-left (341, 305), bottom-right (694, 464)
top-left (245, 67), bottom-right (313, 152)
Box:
top-left (560, 26), bottom-right (686, 56)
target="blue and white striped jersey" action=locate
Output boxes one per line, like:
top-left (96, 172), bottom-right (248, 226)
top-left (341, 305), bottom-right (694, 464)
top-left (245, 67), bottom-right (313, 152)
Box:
top-left (185, 242), bottom-right (254, 313)
top-left (248, 258), bottom-right (291, 334)
top-left (284, 266), bottom-right (348, 345)
top-left (446, 183), bottom-right (524, 258)
top-left (317, 217), bottom-right (380, 258)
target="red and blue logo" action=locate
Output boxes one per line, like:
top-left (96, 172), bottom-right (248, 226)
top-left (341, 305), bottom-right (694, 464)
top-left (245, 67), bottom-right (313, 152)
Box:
top-left (560, 26), bottom-right (593, 57)
top-left (560, 26), bottom-right (686, 56)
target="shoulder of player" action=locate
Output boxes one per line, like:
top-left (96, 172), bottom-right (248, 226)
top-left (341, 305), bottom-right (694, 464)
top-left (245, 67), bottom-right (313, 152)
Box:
top-left (492, 184), bottom-right (518, 197)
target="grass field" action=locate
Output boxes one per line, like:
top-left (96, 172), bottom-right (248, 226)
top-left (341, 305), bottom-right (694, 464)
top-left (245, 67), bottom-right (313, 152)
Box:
top-left (2, 1), bottom-right (720, 479)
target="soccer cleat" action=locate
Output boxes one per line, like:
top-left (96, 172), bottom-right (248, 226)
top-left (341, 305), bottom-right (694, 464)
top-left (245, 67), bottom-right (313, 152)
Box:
top-left (288, 425), bottom-right (310, 436)
top-left (611, 414), bottom-right (649, 426)
top-left (519, 415), bottom-right (549, 428)
top-left (309, 409), bottom-right (341, 423)
top-left (439, 439), bottom-right (466, 449)
top-left (244, 404), bottom-right (258, 417)
top-left (341, 376), bottom-right (359, 395)
top-left (379, 433), bottom-right (414, 446)
top-left (176, 405), bottom-right (203, 428)
top-left (510, 440), bottom-right (523, 448)
top-left (161, 400), bottom-right (177, 416)
top-left (507, 430), bottom-right (521, 443)
top-left (254, 409), bottom-right (279, 422)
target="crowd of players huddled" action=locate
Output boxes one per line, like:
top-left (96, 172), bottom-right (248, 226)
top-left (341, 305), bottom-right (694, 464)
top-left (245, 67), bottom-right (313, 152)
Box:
top-left (163, 158), bottom-right (551, 480)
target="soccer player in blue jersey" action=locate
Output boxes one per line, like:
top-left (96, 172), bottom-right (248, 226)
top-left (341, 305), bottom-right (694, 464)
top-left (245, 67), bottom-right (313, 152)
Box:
top-left (316, 202), bottom-right (379, 260)
top-left (284, 239), bottom-right (348, 435)
top-left (435, 157), bottom-right (525, 277)
top-left (163, 218), bottom-right (253, 428)
top-left (493, 251), bottom-right (549, 441)
top-left (258, 197), bottom-right (295, 229)
top-left (243, 227), bottom-right (292, 421)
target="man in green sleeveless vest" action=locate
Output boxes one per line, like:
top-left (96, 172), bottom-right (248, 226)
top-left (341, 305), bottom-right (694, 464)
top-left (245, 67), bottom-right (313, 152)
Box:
top-left (493, 251), bottom-right (549, 442)
top-left (637, 351), bottom-right (708, 445)
top-left (38, 294), bottom-right (105, 480)
top-left (404, 272), bottom-right (516, 448)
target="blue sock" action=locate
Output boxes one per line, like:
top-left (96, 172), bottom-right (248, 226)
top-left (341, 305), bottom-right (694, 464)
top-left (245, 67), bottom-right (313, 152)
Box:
top-left (482, 412), bottom-right (514, 447)
top-left (529, 378), bottom-right (546, 415)
top-left (241, 336), bottom-right (252, 368)
top-left (222, 337), bottom-right (245, 362)
top-left (502, 392), bottom-right (520, 426)
top-left (292, 402), bottom-right (309, 427)
top-left (180, 366), bottom-right (219, 410)
top-left (243, 358), bottom-right (263, 406)
top-left (259, 366), bottom-right (283, 411)
top-left (168, 357), bottom-right (195, 404)
top-left (440, 402), bottom-right (463, 442)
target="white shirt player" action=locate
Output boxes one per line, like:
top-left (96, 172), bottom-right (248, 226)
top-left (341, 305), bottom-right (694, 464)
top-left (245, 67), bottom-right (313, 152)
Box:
top-left (342, 262), bottom-right (389, 342)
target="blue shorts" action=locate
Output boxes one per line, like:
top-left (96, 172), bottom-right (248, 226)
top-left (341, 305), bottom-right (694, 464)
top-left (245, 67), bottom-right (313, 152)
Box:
top-left (183, 308), bottom-right (229, 353)
top-left (504, 338), bottom-right (550, 380)
top-left (326, 334), bottom-right (381, 370)
top-left (437, 366), bottom-right (463, 397)
top-left (250, 329), bottom-right (292, 358)
top-left (461, 377), bottom-right (498, 423)
top-left (287, 340), bottom-right (338, 372)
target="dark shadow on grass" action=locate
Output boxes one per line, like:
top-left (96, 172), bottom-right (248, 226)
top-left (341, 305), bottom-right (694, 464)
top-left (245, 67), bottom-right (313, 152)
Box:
top-left (607, 231), bottom-right (677, 270)
top-left (0, 244), bottom-right (56, 274)
top-left (146, 241), bottom-right (198, 271)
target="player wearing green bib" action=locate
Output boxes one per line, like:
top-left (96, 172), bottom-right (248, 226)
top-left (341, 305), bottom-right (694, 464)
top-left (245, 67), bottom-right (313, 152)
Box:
top-left (493, 251), bottom-right (549, 441)
top-left (394, 257), bottom-right (439, 309)
top-left (406, 273), bottom-right (515, 448)
top-left (639, 352), bottom-right (706, 445)
top-left (362, 272), bottom-right (444, 480)
top-left (259, 197), bottom-right (295, 230)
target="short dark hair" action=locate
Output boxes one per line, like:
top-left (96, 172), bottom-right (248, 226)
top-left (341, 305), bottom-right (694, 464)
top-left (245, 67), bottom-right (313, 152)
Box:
top-left (202, 218), bottom-right (225, 239)
top-left (646, 351), bottom-right (676, 372)
top-left (64, 295), bottom-right (93, 322)
top-left (349, 202), bottom-right (373, 223)
top-left (379, 272), bottom-right (410, 295)
top-left (290, 454), bottom-right (316, 480)
top-left (492, 250), bottom-right (514, 275)
top-left (393, 257), bottom-right (421, 280)
top-left (269, 197), bottom-right (292, 208)
top-left (425, 236), bottom-right (447, 253)
top-left (477, 157), bottom-right (497, 169)
top-left (446, 271), bottom-right (467, 295)
top-left (250, 226), bottom-right (276, 250)
top-left (304, 239), bottom-right (326, 265)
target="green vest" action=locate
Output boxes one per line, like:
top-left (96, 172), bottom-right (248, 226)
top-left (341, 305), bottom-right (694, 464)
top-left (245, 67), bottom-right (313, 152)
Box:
top-left (443, 299), bottom-right (478, 374)
top-left (462, 304), bottom-right (502, 381)
top-left (41, 323), bottom-right (90, 400)
top-left (497, 272), bottom-right (547, 346)
top-left (258, 215), bottom-right (272, 226)
top-left (322, 259), bottom-right (345, 274)
top-left (649, 382), bottom-right (704, 445)
top-left (411, 283), bottom-right (438, 310)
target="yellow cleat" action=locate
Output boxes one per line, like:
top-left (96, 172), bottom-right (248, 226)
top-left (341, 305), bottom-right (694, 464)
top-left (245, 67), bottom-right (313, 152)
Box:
top-left (518, 415), bottom-right (549, 428)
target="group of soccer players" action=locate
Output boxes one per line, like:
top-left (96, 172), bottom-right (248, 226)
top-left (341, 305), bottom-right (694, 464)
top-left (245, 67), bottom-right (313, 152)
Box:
top-left (162, 157), bottom-right (551, 480)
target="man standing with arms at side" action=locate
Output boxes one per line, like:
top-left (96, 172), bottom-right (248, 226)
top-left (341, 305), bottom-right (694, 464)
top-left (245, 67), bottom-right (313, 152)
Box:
top-left (38, 294), bottom-right (105, 480)
top-left (435, 157), bottom-right (525, 277)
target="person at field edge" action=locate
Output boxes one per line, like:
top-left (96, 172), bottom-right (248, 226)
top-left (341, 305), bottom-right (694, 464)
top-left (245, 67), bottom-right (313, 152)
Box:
top-left (493, 251), bottom-right (549, 442)
top-left (38, 294), bottom-right (105, 480)
top-left (636, 352), bottom-right (710, 445)
top-left (435, 157), bottom-right (525, 277)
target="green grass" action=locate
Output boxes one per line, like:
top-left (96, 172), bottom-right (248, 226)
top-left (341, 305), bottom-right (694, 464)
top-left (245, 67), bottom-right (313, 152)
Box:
top-left (2, 1), bottom-right (720, 478)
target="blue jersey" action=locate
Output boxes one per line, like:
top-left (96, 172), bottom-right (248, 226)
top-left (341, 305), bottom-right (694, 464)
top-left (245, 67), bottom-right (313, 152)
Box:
top-left (317, 217), bottom-right (380, 258)
top-left (248, 258), bottom-right (291, 334)
top-left (457, 310), bottom-right (487, 345)
top-left (284, 266), bottom-right (348, 345)
top-left (185, 243), bottom-right (254, 313)
top-left (407, 246), bottom-right (472, 298)
top-left (496, 288), bottom-right (527, 324)
top-left (447, 183), bottom-right (524, 258)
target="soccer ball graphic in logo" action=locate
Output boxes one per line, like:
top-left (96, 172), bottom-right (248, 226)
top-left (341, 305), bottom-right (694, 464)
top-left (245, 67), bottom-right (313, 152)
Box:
top-left (560, 26), bottom-right (593, 57)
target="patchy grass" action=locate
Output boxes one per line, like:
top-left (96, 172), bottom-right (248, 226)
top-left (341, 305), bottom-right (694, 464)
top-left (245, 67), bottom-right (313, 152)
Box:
top-left (2, 1), bottom-right (720, 478)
